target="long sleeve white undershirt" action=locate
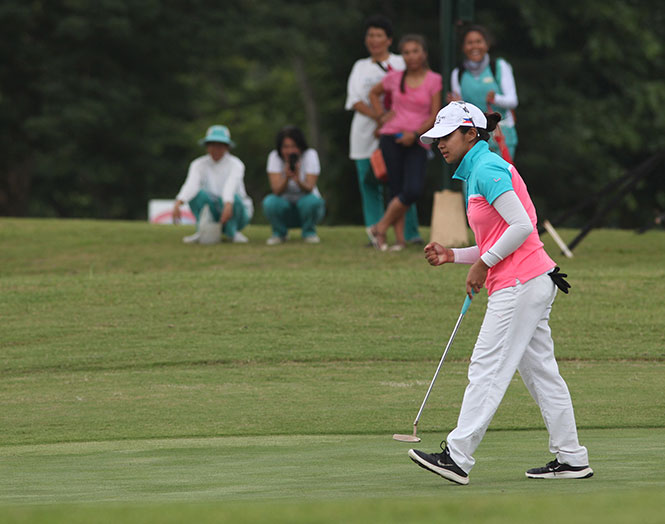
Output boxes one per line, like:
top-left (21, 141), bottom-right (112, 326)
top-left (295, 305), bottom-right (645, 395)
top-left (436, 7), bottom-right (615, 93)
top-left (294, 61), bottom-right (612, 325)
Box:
top-left (452, 190), bottom-right (533, 266)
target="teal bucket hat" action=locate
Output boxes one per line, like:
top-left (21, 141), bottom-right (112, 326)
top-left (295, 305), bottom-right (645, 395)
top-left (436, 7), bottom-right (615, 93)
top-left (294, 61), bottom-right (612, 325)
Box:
top-left (199, 125), bottom-right (236, 147)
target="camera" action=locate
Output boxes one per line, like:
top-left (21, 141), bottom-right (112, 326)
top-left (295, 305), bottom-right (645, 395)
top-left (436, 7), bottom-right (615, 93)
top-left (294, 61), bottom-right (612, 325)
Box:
top-left (288, 153), bottom-right (299, 172)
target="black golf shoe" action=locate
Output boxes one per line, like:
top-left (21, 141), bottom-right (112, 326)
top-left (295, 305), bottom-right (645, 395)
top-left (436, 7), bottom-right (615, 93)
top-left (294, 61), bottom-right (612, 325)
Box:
top-left (526, 459), bottom-right (593, 479)
top-left (408, 442), bottom-right (469, 485)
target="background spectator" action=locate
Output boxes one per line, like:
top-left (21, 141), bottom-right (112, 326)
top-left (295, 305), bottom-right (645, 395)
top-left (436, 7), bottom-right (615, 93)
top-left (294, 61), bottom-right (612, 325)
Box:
top-left (345, 15), bottom-right (422, 246)
top-left (174, 125), bottom-right (253, 244)
top-left (263, 126), bottom-right (326, 245)
top-left (367, 35), bottom-right (442, 251)
top-left (448, 24), bottom-right (519, 159)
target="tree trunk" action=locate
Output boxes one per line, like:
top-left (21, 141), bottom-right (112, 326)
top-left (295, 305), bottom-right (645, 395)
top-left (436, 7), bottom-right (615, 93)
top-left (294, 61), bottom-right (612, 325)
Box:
top-left (0, 160), bottom-right (32, 216)
top-left (292, 56), bottom-right (325, 161)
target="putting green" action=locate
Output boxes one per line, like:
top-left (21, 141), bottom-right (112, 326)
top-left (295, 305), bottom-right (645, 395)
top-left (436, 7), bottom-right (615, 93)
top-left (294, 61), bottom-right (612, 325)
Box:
top-left (1, 428), bottom-right (663, 505)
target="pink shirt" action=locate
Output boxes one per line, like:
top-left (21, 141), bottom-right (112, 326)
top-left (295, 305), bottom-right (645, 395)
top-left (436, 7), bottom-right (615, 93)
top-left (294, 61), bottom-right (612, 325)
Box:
top-left (380, 70), bottom-right (442, 136)
top-left (453, 141), bottom-right (555, 295)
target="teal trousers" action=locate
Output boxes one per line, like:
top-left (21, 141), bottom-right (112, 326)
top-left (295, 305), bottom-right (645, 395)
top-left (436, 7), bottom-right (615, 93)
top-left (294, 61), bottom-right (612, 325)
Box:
top-left (262, 193), bottom-right (325, 238)
top-left (188, 190), bottom-right (249, 238)
top-left (355, 159), bottom-right (421, 242)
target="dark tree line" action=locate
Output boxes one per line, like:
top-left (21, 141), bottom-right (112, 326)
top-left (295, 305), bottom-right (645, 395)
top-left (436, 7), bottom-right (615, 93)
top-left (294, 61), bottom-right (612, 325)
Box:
top-left (1, 0), bottom-right (664, 227)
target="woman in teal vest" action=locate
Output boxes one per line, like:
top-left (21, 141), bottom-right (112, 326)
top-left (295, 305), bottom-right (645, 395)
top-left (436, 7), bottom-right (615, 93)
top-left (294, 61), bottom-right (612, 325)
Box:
top-left (448, 25), bottom-right (518, 159)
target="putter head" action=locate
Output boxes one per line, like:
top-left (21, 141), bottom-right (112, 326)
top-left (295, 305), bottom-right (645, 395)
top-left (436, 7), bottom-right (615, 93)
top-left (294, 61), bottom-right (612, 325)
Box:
top-left (392, 433), bottom-right (421, 443)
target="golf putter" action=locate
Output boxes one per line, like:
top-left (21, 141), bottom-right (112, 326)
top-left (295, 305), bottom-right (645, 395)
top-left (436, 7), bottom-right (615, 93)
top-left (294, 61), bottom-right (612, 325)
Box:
top-left (393, 291), bottom-right (475, 443)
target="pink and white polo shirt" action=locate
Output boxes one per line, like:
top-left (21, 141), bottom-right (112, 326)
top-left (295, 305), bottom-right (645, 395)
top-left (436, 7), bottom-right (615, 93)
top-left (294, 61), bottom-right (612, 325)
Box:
top-left (452, 141), bottom-right (555, 295)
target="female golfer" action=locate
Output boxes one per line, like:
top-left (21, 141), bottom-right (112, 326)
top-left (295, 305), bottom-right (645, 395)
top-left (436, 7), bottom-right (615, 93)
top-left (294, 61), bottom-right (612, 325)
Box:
top-left (407, 101), bottom-right (592, 485)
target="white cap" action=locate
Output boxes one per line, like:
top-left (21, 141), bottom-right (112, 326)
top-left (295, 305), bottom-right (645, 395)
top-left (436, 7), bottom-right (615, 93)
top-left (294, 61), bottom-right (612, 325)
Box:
top-left (420, 101), bottom-right (487, 144)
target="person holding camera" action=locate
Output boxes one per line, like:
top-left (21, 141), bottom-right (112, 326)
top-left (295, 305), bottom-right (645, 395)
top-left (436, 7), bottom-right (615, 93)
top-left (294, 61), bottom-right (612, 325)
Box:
top-left (262, 126), bottom-right (325, 245)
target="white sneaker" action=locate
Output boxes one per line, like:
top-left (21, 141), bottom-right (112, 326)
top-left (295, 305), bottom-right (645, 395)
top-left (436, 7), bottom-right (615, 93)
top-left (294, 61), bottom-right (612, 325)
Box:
top-left (182, 232), bottom-right (201, 244)
top-left (232, 231), bottom-right (249, 243)
top-left (303, 235), bottom-right (320, 244)
top-left (266, 235), bottom-right (286, 246)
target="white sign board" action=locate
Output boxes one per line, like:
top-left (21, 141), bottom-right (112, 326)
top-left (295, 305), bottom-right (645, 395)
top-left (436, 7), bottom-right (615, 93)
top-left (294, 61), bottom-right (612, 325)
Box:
top-left (148, 199), bottom-right (196, 225)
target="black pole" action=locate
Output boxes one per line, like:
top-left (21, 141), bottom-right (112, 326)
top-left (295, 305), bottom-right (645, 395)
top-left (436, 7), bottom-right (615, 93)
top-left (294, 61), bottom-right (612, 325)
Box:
top-left (566, 151), bottom-right (665, 251)
top-left (440, 0), bottom-right (455, 190)
top-left (548, 167), bottom-right (639, 228)
top-left (439, 0), bottom-right (473, 190)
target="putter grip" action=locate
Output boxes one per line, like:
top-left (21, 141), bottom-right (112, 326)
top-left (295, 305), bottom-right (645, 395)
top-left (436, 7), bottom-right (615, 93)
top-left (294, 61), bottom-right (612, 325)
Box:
top-left (461, 290), bottom-right (476, 315)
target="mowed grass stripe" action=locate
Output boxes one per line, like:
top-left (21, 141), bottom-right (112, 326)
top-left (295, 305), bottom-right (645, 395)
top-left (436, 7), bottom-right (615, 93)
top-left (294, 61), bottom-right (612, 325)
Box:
top-left (2, 490), bottom-right (665, 524)
top-left (1, 361), bottom-right (662, 445)
top-left (2, 219), bottom-right (664, 276)
top-left (2, 221), bottom-right (664, 374)
top-left (2, 266), bottom-right (664, 374)
top-left (1, 356), bottom-right (662, 380)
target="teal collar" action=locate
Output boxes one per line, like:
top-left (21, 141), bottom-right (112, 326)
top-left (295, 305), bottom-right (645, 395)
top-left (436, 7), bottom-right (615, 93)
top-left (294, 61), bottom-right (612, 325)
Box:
top-left (452, 141), bottom-right (490, 182)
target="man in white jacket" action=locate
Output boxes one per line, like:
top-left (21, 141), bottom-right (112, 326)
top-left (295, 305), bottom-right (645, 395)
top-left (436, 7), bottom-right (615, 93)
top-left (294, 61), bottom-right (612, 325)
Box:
top-left (173, 125), bottom-right (253, 244)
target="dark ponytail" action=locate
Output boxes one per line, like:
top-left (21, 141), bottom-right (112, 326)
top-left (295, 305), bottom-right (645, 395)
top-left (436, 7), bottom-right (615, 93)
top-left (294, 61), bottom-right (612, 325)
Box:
top-left (477, 112), bottom-right (501, 141)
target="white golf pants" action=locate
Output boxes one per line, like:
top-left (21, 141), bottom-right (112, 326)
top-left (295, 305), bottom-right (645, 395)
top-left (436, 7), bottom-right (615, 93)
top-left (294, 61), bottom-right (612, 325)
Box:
top-left (446, 272), bottom-right (589, 473)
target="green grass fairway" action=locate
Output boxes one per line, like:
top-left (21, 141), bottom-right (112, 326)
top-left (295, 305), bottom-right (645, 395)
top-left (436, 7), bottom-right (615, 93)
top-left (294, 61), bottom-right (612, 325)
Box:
top-left (1, 219), bottom-right (664, 523)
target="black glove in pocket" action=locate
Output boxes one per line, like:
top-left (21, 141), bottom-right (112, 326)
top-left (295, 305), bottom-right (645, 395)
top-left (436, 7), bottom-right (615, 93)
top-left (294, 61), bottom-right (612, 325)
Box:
top-left (549, 266), bottom-right (571, 294)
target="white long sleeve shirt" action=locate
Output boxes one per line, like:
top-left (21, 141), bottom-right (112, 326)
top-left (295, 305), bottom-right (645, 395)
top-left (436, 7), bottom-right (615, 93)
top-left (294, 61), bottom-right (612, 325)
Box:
top-left (266, 149), bottom-right (322, 204)
top-left (345, 53), bottom-right (405, 159)
top-left (452, 190), bottom-right (532, 266)
top-left (176, 153), bottom-right (253, 217)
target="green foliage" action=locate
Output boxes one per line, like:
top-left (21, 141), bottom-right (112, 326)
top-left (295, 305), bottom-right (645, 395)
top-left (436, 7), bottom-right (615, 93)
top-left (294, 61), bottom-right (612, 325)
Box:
top-left (479, 0), bottom-right (665, 226)
top-left (1, 1), bottom-right (664, 227)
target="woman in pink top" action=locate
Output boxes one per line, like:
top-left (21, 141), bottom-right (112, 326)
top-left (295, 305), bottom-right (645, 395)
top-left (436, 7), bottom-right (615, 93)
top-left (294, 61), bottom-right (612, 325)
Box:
top-left (367, 34), bottom-right (442, 251)
top-left (406, 101), bottom-right (592, 485)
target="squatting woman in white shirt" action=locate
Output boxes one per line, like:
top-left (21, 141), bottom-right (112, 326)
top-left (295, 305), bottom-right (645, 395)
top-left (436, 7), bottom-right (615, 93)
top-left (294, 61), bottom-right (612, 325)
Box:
top-left (262, 126), bottom-right (325, 245)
